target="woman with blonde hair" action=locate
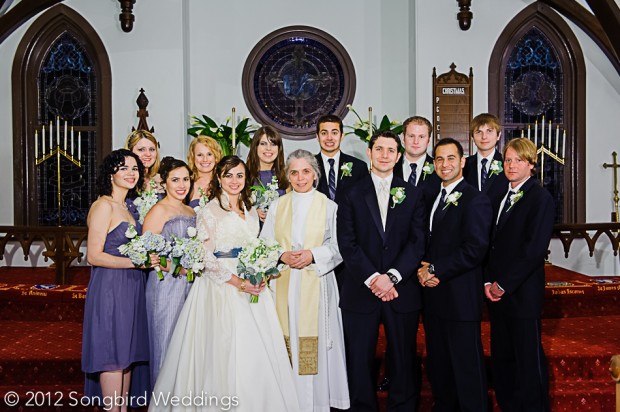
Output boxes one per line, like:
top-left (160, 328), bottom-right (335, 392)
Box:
top-left (187, 135), bottom-right (223, 208)
top-left (125, 129), bottom-right (162, 191)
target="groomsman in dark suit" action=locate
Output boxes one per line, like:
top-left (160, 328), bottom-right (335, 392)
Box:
top-left (394, 116), bottom-right (441, 204)
top-left (485, 137), bottom-right (554, 412)
top-left (315, 114), bottom-right (368, 205)
top-left (417, 137), bottom-right (491, 411)
top-left (464, 113), bottom-right (509, 202)
top-left (337, 131), bottom-right (426, 411)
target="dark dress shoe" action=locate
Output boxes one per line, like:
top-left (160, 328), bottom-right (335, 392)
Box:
top-left (376, 377), bottom-right (390, 392)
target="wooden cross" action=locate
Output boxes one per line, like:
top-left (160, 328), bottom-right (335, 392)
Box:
top-left (603, 152), bottom-right (620, 222)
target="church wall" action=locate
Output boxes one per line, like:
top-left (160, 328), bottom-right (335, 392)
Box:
top-left (0, 0), bottom-right (618, 274)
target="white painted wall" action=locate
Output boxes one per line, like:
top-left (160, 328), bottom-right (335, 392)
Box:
top-left (1, 0), bottom-right (619, 274)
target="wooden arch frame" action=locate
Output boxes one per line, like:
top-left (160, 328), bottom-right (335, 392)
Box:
top-left (489, 2), bottom-right (586, 223)
top-left (11, 4), bottom-right (112, 225)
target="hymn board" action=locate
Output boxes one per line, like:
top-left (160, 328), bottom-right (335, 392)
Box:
top-left (432, 63), bottom-right (474, 155)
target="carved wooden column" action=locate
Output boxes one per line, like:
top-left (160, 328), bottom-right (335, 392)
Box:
top-left (119, 0), bottom-right (136, 33)
top-left (457, 0), bottom-right (473, 30)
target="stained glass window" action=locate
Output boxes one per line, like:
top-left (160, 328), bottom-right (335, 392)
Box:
top-left (503, 28), bottom-right (564, 222)
top-left (37, 32), bottom-right (97, 226)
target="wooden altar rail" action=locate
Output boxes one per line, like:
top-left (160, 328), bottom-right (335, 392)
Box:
top-left (553, 222), bottom-right (620, 258)
top-left (0, 226), bottom-right (87, 285)
top-left (0, 223), bottom-right (619, 285)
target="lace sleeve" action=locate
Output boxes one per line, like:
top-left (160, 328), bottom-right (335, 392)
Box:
top-left (196, 205), bottom-right (232, 284)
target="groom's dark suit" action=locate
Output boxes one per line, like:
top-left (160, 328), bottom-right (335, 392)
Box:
top-left (485, 177), bottom-right (554, 411)
top-left (423, 179), bottom-right (491, 411)
top-left (337, 174), bottom-right (426, 411)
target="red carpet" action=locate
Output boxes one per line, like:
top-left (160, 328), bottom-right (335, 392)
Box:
top-left (0, 265), bottom-right (618, 411)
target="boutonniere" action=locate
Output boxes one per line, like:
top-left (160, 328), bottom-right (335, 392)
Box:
top-left (340, 162), bottom-right (353, 178)
top-left (422, 161), bottom-right (434, 180)
top-left (442, 191), bottom-right (462, 210)
top-left (390, 187), bottom-right (406, 208)
top-left (489, 160), bottom-right (503, 177)
top-left (506, 190), bottom-right (524, 212)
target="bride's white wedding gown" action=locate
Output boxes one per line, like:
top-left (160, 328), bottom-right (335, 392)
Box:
top-left (149, 199), bottom-right (299, 411)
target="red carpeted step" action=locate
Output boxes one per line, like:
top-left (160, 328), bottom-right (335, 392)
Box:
top-left (0, 321), bottom-right (82, 386)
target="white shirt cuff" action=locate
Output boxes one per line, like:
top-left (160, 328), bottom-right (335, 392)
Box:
top-left (387, 268), bottom-right (402, 283)
top-left (364, 272), bottom-right (381, 287)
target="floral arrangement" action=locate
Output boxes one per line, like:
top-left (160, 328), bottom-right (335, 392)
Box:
top-left (489, 160), bottom-right (503, 177)
top-left (250, 176), bottom-right (280, 211)
top-left (422, 161), bottom-right (434, 179)
top-left (237, 238), bottom-right (283, 303)
top-left (133, 180), bottom-right (159, 224)
top-left (390, 187), bottom-right (406, 208)
top-left (187, 114), bottom-right (258, 156)
top-left (340, 162), bottom-right (353, 178)
top-left (344, 105), bottom-right (402, 143)
top-left (443, 191), bottom-right (463, 210)
top-left (170, 226), bottom-right (209, 282)
top-left (118, 225), bottom-right (170, 279)
top-left (506, 190), bottom-right (524, 212)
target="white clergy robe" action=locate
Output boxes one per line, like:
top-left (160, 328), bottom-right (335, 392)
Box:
top-left (260, 189), bottom-right (350, 412)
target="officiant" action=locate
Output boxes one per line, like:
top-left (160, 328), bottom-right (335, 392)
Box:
top-left (260, 149), bottom-right (350, 412)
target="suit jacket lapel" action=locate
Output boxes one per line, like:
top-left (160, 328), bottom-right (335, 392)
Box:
top-left (315, 154), bottom-right (328, 192)
top-left (483, 151), bottom-right (503, 193)
top-left (364, 179), bottom-right (386, 241)
top-left (496, 178), bottom-right (535, 232)
top-left (434, 179), bottom-right (467, 230)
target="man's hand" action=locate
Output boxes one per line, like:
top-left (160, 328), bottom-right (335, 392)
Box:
top-left (370, 274), bottom-right (395, 298)
top-left (424, 276), bottom-right (440, 287)
top-left (417, 261), bottom-right (434, 286)
top-left (484, 281), bottom-right (503, 301)
top-left (381, 287), bottom-right (399, 301)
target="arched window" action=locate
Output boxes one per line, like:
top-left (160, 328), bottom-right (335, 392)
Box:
top-left (12, 4), bottom-right (111, 226)
top-left (489, 3), bottom-right (586, 223)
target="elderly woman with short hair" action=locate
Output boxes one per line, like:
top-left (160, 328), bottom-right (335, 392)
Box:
top-left (260, 149), bottom-right (350, 412)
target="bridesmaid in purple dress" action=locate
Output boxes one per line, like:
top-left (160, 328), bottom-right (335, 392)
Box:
top-left (82, 149), bottom-right (154, 411)
top-left (246, 126), bottom-right (289, 222)
top-left (187, 135), bottom-right (222, 209)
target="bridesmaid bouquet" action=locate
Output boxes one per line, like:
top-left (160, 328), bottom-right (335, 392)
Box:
top-left (170, 226), bottom-right (209, 282)
top-left (250, 176), bottom-right (280, 211)
top-left (134, 180), bottom-right (159, 223)
top-left (237, 238), bottom-right (283, 303)
top-left (118, 225), bottom-right (170, 279)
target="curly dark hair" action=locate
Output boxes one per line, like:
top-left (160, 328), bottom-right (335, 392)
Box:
top-left (208, 156), bottom-right (253, 212)
top-left (159, 156), bottom-right (194, 203)
top-left (97, 149), bottom-right (145, 198)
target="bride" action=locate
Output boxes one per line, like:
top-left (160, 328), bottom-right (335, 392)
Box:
top-left (149, 156), bottom-right (299, 412)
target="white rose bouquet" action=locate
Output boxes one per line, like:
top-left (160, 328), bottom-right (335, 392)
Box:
top-left (250, 176), bottom-right (280, 211)
top-left (133, 180), bottom-right (159, 223)
top-left (118, 225), bottom-right (170, 279)
top-left (237, 238), bottom-right (283, 303)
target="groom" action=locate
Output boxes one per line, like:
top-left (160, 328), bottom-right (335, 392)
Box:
top-left (337, 130), bottom-right (426, 411)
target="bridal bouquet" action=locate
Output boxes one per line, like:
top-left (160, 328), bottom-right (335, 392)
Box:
top-left (237, 238), bottom-right (283, 303)
top-left (250, 176), bottom-right (280, 211)
top-left (118, 225), bottom-right (170, 279)
top-left (133, 180), bottom-right (159, 223)
top-left (170, 226), bottom-right (209, 282)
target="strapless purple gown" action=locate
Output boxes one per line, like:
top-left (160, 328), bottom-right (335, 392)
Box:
top-left (81, 221), bottom-right (150, 407)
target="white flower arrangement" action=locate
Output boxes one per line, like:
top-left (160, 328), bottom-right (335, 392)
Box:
top-left (422, 161), bottom-right (434, 180)
top-left (340, 162), bottom-right (353, 178)
top-left (489, 160), bottom-right (503, 177)
top-left (506, 190), bottom-right (524, 212)
top-left (443, 191), bottom-right (463, 210)
top-left (133, 180), bottom-right (159, 223)
top-left (118, 226), bottom-right (170, 279)
top-left (237, 237), bottom-right (283, 303)
top-left (389, 187), bottom-right (406, 208)
top-left (193, 187), bottom-right (210, 213)
top-left (250, 176), bottom-right (280, 211)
